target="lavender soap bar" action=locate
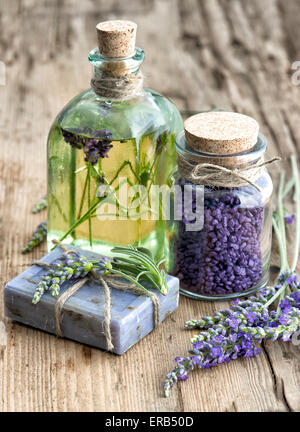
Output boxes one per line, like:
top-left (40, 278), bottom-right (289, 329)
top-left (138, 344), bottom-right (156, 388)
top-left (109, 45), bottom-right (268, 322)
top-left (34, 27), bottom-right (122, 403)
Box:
top-left (4, 248), bottom-right (179, 355)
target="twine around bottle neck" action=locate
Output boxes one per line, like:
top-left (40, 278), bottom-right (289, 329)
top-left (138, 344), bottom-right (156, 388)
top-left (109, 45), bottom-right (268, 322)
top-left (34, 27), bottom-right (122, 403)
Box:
top-left (91, 69), bottom-right (144, 101)
top-left (177, 154), bottom-right (280, 191)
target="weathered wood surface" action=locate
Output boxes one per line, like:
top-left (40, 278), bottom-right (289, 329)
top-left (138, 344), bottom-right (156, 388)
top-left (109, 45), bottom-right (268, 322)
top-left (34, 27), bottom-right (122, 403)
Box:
top-left (0, 0), bottom-right (300, 412)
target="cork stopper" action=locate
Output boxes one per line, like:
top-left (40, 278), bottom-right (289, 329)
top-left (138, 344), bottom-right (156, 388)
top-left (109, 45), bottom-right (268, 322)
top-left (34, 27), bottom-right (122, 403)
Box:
top-left (184, 112), bottom-right (259, 154)
top-left (96, 20), bottom-right (137, 58)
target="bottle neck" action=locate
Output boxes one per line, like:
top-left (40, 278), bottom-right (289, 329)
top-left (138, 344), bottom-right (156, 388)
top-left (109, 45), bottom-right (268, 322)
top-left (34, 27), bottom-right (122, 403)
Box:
top-left (88, 47), bottom-right (144, 101)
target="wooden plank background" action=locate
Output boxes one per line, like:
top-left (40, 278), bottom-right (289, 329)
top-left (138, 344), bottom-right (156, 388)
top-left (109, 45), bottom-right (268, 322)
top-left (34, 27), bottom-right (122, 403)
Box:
top-left (0, 0), bottom-right (300, 412)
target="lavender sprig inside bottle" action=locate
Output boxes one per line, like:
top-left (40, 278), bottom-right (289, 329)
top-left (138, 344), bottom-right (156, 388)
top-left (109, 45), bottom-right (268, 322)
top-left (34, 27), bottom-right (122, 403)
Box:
top-left (61, 127), bottom-right (113, 165)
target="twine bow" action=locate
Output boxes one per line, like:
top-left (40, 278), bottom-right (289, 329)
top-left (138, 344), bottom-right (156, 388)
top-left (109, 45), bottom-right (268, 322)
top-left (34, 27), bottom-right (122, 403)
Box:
top-left (178, 156), bottom-right (281, 191)
top-left (24, 240), bottom-right (160, 352)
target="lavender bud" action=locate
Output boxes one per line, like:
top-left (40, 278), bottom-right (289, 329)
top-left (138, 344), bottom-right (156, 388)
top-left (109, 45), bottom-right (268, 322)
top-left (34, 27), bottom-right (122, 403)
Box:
top-left (22, 222), bottom-right (47, 254)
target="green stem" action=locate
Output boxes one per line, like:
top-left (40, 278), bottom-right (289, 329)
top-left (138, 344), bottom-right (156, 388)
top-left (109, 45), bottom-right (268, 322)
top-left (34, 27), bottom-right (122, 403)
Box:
top-left (109, 160), bottom-right (139, 185)
top-left (69, 148), bottom-right (77, 239)
top-left (75, 165), bottom-right (87, 174)
top-left (291, 155), bottom-right (300, 271)
top-left (283, 177), bottom-right (295, 198)
top-left (264, 154), bottom-right (300, 310)
top-left (109, 269), bottom-right (152, 296)
top-left (264, 281), bottom-right (288, 309)
top-left (272, 215), bottom-right (290, 313)
top-left (146, 151), bottom-right (164, 211)
top-left (272, 216), bottom-right (288, 271)
top-left (87, 164), bottom-right (93, 247)
top-left (77, 171), bottom-right (89, 220)
top-left (277, 171), bottom-right (287, 265)
top-left (49, 193), bottom-right (68, 223)
top-left (52, 199), bottom-right (101, 249)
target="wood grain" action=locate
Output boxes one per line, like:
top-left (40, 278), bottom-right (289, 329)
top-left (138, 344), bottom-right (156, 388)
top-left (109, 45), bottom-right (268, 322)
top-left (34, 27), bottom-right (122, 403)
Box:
top-left (0, 0), bottom-right (299, 412)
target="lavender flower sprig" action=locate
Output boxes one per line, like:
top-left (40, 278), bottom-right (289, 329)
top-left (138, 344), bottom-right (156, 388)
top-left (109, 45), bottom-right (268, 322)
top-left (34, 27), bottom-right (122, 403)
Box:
top-left (284, 213), bottom-right (295, 224)
top-left (163, 154), bottom-right (300, 397)
top-left (22, 222), bottom-right (47, 254)
top-left (32, 251), bottom-right (110, 304)
top-left (61, 127), bottom-right (113, 165)
top-left (184, 287), bottom-right (275, 330)
top-left (163, 331), bottom-right (261, 397)
top-left (31, 196), bottom-right (47, 214)
top-left (164, 279), bottom-right (300, 397)
top-left (32, 245), bottom-right (168, 304)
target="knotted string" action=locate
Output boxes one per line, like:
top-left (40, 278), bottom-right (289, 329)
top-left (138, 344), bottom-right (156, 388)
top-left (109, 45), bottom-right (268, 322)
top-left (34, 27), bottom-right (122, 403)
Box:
top-left (91, 71), bottom-right (143, 100)
top-left (178, 156), bottom-right (281, 191)
top-left (24, 240), bottom-right (160, 351)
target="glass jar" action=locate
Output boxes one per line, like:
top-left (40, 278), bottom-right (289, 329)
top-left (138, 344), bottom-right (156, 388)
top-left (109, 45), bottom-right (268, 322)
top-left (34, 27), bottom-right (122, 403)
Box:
top-left (173, 130), bottom-right (273, 300)
top-left (47, 21), bottom-right (183, 271)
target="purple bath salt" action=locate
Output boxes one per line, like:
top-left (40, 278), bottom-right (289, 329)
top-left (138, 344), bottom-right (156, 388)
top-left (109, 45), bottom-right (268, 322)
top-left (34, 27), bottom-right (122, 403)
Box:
top-left (175, 186), bottom-right (264, 296)
top-left (173, 112), bottom-right (274, 299)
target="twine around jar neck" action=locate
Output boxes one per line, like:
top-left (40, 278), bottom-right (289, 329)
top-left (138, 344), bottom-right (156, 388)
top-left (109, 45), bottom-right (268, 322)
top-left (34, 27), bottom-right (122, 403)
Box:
top-left (91, 70), bottom-right (144, 101)
top-left (177, 154), bottom-right (280, 191)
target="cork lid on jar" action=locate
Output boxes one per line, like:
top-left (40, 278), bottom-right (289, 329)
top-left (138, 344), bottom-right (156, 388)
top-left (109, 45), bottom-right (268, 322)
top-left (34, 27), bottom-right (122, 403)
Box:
top-left (96, 20), bottom-right (137, 58)
top-left (184, 111), bottom-right (259, 155)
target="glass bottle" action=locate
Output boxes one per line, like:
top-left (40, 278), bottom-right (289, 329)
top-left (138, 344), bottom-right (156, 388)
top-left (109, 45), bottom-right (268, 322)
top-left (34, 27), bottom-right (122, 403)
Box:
top-left (173, 112), bottom-right (273, 300)
top-left (47, 20), bottom-right (183, 271)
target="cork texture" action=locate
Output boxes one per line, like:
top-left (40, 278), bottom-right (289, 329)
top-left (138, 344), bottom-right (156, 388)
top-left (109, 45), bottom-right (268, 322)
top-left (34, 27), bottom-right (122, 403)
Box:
top-left (96, 20), bottom-right (137, 58)
top-left (184, 111), bottom-right (259, 154)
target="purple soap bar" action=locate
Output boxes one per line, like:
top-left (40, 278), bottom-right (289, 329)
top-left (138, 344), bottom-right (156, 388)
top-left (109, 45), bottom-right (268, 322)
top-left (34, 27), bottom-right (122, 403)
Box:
top-left (4, 247), bottom-right (179, 355)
